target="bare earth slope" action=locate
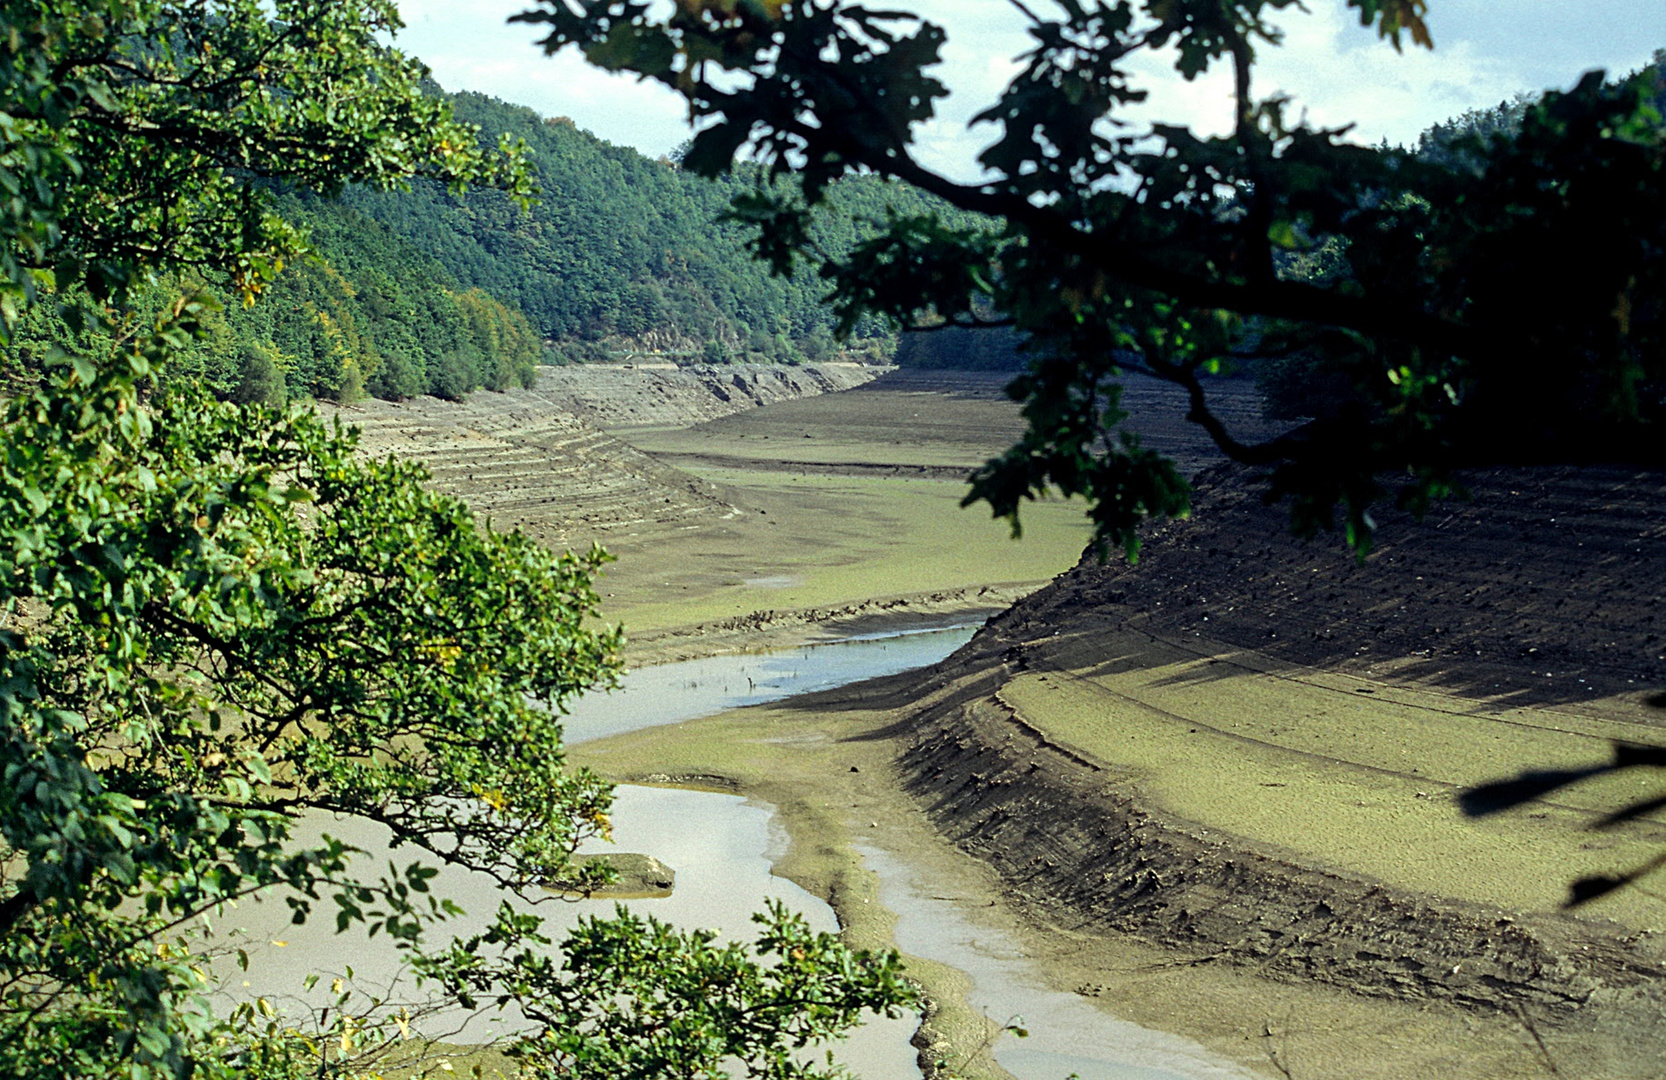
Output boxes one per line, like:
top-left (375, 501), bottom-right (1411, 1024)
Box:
top-left (323, 365), bottom-right (882, 548)
top-left (325, 384), bottom-right (738, 548)
top-left (892, 462), bottom-right (1666, 1075)
top-left (533, 362), bottom-right (880, 430)
top-left (1037, 463), bottom-right (1666, 709)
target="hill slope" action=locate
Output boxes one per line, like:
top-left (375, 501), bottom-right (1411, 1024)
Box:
top-left (885, 461), bottom-right (1666, 1075)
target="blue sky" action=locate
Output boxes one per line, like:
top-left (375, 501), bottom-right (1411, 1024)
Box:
top-left (395, 1), bottom-right (1664, 173)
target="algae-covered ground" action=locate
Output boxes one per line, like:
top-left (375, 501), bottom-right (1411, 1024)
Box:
top-left (574, 373), bottom-right (1666, 1078)
top-left (566, 665), bottom-right (1620, 1080)
top-left (1000, 626), bottom-right (1666, 928)
top-left (598, 469), bottom-right (1091, 636)
top-left (593, 372), bottom-right (1094, 639)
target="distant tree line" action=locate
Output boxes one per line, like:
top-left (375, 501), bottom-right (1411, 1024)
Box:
top-left (1, 193), bottom-right (545, 404)
top-left (2, 78), bottom-right (986, 403)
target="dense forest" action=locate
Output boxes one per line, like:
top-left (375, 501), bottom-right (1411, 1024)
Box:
top-left (0, 82), bottom-right (979, 404)
top-left (10, 54), bottom-right (1655, 405)
top-left (339, 89), bottom-right (943, 364)
top-left (1, 192), bottom-right (547, 406)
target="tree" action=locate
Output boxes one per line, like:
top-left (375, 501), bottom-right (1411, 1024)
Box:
top-left (1, 3), bottom-right (916, 1076)
top-left (517, 0), bottom-right (1663, 557)
top-left (0, 0), bottom-right (533, 321)
top-left (520, 0), bottom-right (1666, 909)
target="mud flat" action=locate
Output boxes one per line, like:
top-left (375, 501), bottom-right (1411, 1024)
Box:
top-left (568, 664), bottom-right (1573, 1079)
top-left (573, 629), bottom-right (1666, 1079)
top-left (865, 462), bottom-right (1666, 1078)
top-left (574, 455), bottom-right (1666, 1077)
top-left (338, 366), bottom-right (1666, 1074)
top-left (595, 372), bottom-right (1102, 642)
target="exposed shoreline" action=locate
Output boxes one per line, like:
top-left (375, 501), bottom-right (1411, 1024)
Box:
top-left (579, 602), bottom-right (1666, 1079)
top-left (618, 585), bottom-right (1031, 667)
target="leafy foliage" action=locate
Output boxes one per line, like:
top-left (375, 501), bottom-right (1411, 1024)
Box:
top-left (340, 88), bottom-right (986, 360)
top-left (2, 3), bottom-right (919, 1077)
top-left (519, 1), bottom-right (1664, 558)
top-left (427, 899), bottom-right (917, 1079)
top-left (0, 305), bottom-right (620, 1076)
top-left (2, 204), bottom-right (550, 403)
top-left (0, 0), bottom-right (532, 320)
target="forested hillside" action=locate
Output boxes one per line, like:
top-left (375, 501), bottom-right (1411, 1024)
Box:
top-left (338, 88), bottom-right (953, 361)
top-left (1, 83), bottom-right (980, 404)
top-left (0, 191), bottom-right (545, 405)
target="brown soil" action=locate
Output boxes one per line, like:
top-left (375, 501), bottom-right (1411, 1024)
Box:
top-left (345, 366), bottom-right (1666, 1075)
top-left (533, 361), bottom-right (881, 430)
top-left (586, 375), bottom-right (1666, 1075)
top-left (1020, 462), bottom-right (1666, 712)
top-left (324, 384), bottom-right (732, 548)
top-left (620, 368), bottom-right (1284, 479)
top-left (865, 459), bottom-right (1666, 1075)
top-left (321, 364), bottom-right (877, 550)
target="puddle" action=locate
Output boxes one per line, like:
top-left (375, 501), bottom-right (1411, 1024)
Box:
top-left (858, 845), bottom-right (1259, 1080)
top-left (744, 574), bottom-right (798, 587)
top-left (564, 622), bottom-right (978, 744)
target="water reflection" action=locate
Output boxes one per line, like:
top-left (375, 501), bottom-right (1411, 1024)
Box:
top-left (564, 624), bottom-right (978, 744)
top-left (205, 620), bottom-right (1251, 1080)
top-left (206, 787), bottom-right (919, 1076)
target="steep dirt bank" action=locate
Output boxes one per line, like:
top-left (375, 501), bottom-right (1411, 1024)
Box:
top-left (533, 362), bottom-right (882, 430)
top-left (573, 644), bottom-right (1650, 1079)
top-left (1018, 461), bottom-right (1666, 712)
top-left (895, 654), bottom-right (1666, 1028)
top-left (872, 462), bottom-right (1666, 1074)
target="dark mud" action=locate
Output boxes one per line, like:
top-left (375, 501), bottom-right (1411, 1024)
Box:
top-left (1020, 462), bottom-right (1666, 714)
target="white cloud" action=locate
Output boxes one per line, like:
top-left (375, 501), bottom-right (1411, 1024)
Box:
top-left (393, 0), bottom-right (694, 153)
top-left (1254, 3), bottom-right (1519, 147)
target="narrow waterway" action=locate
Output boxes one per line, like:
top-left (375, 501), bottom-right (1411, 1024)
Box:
top-left (561, 623), bottom-right (980, 745)
top-left (210, 620), bottom-right (1256, 1079)
top-left (860, 845), bottom-right (1254, 1080)
top-left (204, 787), bottom-right (918, 1077)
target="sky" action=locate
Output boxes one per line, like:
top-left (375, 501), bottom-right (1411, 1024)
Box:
top-left (394, 1), bottom-right (1665, 175)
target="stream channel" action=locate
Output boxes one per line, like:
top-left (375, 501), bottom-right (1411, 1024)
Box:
top-left (210, 624), bottom-right (1256, 1080)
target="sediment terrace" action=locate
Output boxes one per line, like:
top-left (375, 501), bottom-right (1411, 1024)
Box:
top-left (323, 364), bottom-right (879, 547)
top-left (880, 461), bottom-right (1666, 1075)
top-left (533, 361), bottom-right (880, 430)
top-left (329, 364), bottom-right (1666, 1074)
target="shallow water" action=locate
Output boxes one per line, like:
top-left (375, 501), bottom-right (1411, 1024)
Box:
top-left (563, 623), bottom-right (979, 744)
top-left (207, 619), bottom-right (1250, 1079)
top-left (857, 845), bottom-right (1259, 1080)
top-left (206, 787), bottom-right (917, 1076)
